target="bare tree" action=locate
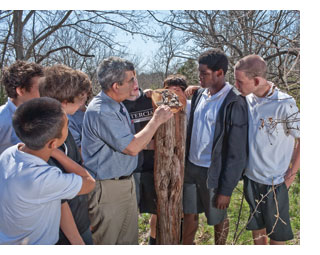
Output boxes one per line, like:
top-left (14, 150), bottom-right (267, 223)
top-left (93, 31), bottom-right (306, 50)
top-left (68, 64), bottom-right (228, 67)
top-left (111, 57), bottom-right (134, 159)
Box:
top-left (0, 10), bottom-right (157, 65)
top-left (148, 10), bottom-right (300, 100)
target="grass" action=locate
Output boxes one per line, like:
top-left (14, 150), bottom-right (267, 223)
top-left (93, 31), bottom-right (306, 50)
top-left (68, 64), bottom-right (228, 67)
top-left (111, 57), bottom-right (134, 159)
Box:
top-left (138, 173), bottom-right (300, 245)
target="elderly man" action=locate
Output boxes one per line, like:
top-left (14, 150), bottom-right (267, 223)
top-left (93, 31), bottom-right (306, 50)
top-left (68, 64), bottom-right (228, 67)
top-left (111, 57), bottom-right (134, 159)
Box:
top-left (81, 57), bottom-right (173, 245)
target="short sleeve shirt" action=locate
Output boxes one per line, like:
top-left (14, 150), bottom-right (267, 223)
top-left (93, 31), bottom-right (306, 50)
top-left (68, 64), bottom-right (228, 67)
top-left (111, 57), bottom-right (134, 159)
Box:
top-left (0, 145), bottom-right (82, 244)
top-left (0, 99), bottom-right (20, 155)
top-left (244, 84), bottom-right (300, 185)
top-left (81, 91), bottom-right (138, 180)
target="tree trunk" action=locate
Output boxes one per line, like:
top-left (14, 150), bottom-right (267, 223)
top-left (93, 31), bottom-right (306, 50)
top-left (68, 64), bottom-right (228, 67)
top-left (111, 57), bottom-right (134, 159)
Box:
top-left (154, 109), bottom-right (186, 245)
top-left (13, 10), bottom-right (24, 60)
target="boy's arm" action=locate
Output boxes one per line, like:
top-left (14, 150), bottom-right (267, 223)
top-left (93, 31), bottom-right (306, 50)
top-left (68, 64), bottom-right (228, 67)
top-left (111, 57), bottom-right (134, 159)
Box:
top-left (284, 138), bottom-right (300, 188)
top-left (60, 202), bottom-right (85, 245)
top-left (185, 85), bottom-right (200, 97)
top-left (51, 149), bottom-right (95, 195)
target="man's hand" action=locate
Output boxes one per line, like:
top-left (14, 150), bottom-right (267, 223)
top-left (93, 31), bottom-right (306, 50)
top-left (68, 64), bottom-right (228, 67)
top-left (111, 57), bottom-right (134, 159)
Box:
top-left (214, 194), bottom-right (231, 210)
top-left (153, 105), bottom-right (173, 125)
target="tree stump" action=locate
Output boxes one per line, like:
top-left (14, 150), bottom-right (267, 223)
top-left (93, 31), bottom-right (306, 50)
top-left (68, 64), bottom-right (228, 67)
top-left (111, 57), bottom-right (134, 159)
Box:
top-left (154, 109), bottom-right (186, 244)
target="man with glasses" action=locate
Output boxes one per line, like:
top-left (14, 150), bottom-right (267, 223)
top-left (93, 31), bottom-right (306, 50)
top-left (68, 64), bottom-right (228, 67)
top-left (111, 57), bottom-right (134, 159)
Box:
top-left (81, 57), bottom-right (173, 245)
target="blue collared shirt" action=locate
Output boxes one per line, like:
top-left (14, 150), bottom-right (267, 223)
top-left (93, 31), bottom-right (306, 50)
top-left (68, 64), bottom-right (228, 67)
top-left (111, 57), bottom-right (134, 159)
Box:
top-left (81, 91), bottom-right (137, 180)
top-left (68, 109), bottom-right (86, 148)
top-left (0, 98), bottom-right (20, 155)
top-left (0, 145), bottom-right (82, 244)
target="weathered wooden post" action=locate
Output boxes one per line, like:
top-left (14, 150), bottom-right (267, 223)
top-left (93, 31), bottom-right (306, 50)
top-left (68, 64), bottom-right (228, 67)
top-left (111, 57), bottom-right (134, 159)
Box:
top-left (152, 89), bottom-right (187, 245)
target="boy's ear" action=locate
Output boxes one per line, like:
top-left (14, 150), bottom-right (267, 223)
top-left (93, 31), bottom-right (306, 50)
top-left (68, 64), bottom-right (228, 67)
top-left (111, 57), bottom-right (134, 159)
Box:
top-left (253, 77), bottom-right (261, 87)
top-left (16, 87), bottom-right (25, 97)
top-left (61, 100), bottom-right (68, 108)
top-left (217, 69), bottom-right (224, 77)
top-left (47, 138), bottom-right (58, 150)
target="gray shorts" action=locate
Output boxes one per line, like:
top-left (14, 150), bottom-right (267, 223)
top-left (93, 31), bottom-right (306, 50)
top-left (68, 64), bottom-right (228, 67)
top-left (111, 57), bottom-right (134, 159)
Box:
top-left (133, 171), bottom-right (157, 214)
top-left (183, 160), bottom-right (227, 226)
top-left (243, 176), bottom-right (294, 241)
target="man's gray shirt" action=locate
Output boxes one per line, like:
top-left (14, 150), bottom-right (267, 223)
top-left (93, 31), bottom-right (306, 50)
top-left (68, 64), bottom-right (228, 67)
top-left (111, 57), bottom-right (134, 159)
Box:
top-left (81, 91), bottom-right (138, 180)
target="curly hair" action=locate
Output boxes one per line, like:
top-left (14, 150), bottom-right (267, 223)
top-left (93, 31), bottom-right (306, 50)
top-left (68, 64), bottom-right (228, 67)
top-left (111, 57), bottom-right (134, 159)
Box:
top-left (163, 74), bottom-right (188, 91)
top-left (1, 60), bottom-right (44, 99)
top-left (39, 65), bottom-right (92, 103)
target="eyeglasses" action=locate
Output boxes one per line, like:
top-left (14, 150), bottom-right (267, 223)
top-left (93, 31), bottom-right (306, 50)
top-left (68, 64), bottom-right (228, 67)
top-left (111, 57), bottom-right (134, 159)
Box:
top-left (121, 76), bottom-right (137, 86)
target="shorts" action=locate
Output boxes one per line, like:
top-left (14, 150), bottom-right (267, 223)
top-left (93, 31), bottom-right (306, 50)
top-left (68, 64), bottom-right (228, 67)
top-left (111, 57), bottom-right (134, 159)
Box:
top-left (133, 171), bottom-right (157, 214)
top-left (183, 160), bottom-right (227, 226)
top-left (243, 176), bottom-right (294, 241)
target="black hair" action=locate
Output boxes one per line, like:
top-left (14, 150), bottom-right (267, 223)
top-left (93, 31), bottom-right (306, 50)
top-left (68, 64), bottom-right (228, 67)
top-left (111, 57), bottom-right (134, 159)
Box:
top-left (163, 74), bottom-right (188, 91)
top-left (198, 49), bottom-right (228, 75)
top-left (12, 97), bottom-right (65, 150)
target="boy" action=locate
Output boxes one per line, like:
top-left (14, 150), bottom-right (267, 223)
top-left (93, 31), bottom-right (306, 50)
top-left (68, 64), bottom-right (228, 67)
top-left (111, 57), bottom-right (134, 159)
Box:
top-left (39, 65), bottom-right (94, 244)
top-left (234, 54), bottom-right (300, 245)
top-left (0, 60), bottom-right (43, 155)
top-left (163, 74), bottom-right (191, 121)
top-left (0, 61), bottom-right (84, 244)
top-left (0, 97), bottom-right (95, 244)
top-left (122, 74), bottom-right (156, 244)
top-left (183, 49), bottom-right (248, 245)
top-left (123, 74), bottom-right (190, 244)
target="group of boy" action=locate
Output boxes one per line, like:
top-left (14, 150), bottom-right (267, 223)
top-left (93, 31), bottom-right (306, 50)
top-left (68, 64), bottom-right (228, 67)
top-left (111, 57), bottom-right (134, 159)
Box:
top-left (0, 48), bottom-right (300, 245)
top-left (0, 62), bottom-right (96, 244)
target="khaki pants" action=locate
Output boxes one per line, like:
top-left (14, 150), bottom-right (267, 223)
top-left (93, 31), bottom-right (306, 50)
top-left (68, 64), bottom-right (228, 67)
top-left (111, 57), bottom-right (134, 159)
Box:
top-left (87, 177), bottom-right (138, 244)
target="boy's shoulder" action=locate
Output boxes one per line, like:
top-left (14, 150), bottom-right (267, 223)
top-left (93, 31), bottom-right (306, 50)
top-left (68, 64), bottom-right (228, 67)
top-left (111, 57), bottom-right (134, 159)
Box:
top-left (274, 88), bottom-right (295, 102)
top-left (0, 145), bottom-right (54, 172)
top-left (0, 100), bottom-right (13, 120)
top-left (271, 88), bottom-right (298, 114)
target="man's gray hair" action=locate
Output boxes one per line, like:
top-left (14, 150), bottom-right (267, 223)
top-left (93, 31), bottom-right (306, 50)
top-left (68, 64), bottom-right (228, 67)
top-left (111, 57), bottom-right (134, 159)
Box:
top-left (97, 56), bottom-right (135, 91)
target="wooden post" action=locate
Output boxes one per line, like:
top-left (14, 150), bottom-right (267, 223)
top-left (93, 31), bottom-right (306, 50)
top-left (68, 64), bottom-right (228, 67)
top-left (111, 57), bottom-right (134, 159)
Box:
top-left (154, 108), bottom-right (186, 244)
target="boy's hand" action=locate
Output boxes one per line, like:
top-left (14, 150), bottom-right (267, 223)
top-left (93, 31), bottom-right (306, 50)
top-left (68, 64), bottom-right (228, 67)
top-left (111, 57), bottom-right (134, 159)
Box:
top-left (214, 194), bottom-right (231, 210)
top-left (284, 168), bottom-right (296, 188)
top-left (185, 85), bottom-right (200, 97)
top-left (143, 89), bottom-right (153, 98)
